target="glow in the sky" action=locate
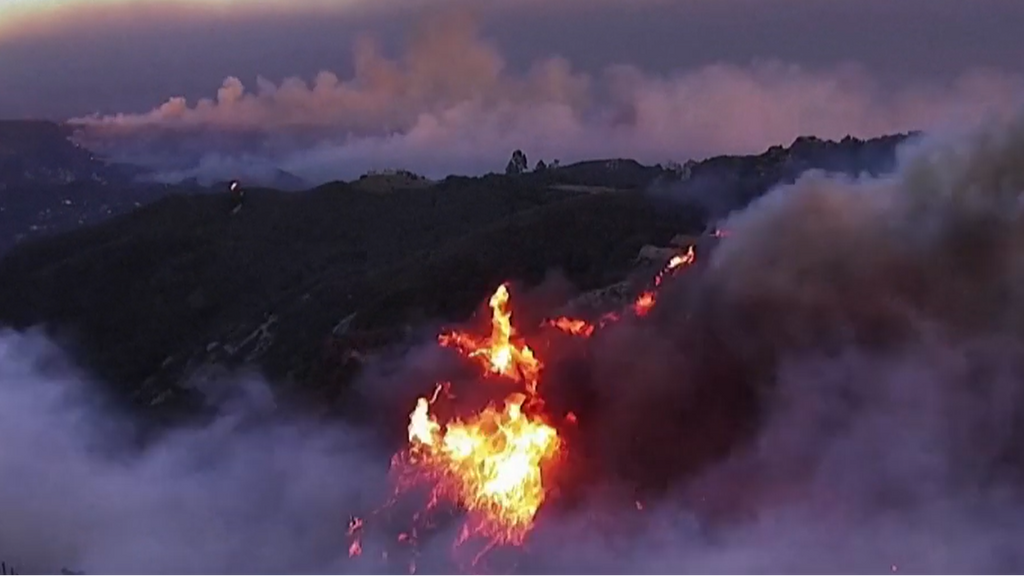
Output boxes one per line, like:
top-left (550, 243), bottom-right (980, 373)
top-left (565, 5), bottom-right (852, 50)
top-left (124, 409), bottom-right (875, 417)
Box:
top-left (0, 0), bottom-right (368, 40)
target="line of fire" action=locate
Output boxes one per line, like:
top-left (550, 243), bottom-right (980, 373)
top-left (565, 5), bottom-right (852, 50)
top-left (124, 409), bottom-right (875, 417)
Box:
top-left (344, 230), bottom-right (719, 573)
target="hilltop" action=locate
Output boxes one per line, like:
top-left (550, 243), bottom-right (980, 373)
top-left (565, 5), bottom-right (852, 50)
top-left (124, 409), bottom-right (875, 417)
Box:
top-left (0, 131), bottom-right (915, 418)
top-left (0, 120), bottom-right (173, 254)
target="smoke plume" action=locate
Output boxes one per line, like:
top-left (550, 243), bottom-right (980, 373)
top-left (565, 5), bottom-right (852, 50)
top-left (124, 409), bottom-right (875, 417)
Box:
top-left (72, 12), bottom-right (1024, 185)
top-left (6, 104), bottom-right (1024, 572)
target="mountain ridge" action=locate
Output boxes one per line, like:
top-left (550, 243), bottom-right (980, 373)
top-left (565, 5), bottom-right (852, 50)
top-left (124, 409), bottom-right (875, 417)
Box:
top-left (0, 130), bottom-right (917, 420)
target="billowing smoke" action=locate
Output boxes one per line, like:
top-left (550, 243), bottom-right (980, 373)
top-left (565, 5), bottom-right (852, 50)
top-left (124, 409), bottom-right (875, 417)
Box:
top-left (0, 330), bottom-right (391, 574)
top-left (7, 107), bottom-right (1024, 572)
top-left (527, 110), bottom-right (1024, 571)
top-left (72, 12), bottom-right (1024, 185)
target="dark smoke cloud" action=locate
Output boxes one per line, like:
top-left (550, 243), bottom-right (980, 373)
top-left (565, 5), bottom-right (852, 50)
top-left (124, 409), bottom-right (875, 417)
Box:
top-left (6, 109), bottom-right (1024, 573)
top-left (72, 13), bottom-right (1024, 185)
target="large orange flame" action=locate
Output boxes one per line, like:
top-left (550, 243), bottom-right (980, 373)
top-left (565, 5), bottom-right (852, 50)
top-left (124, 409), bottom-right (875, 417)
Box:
top-left (438, 284), bottom-right (542, 395)
top-left (403, 391), bottom-right (561, 543)
top-left (399, 283), bottom-right (561, 545)
top-left (350, 245), bottom-right (697, 568)
top-left (634, 245), bottom-right (695, 317)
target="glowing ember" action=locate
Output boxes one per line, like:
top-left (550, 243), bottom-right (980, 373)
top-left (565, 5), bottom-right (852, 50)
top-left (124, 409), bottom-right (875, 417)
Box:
top-left (633, 291), bottom-right (657, 316)
top-left (633, 245), bottom-right (695, 316)
top-left (668, 245), bottom-right (696, 269)
top-left (547, 317), bottom-right (595, 337)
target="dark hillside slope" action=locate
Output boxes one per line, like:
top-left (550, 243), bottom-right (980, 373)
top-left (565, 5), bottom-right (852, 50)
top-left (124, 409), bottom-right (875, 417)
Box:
top-left (0, 119), bottom-right (173, 255)
top-left (0, 133), bottom-right (913, 416)
top-left (0, 177), bottom-right (587, 408)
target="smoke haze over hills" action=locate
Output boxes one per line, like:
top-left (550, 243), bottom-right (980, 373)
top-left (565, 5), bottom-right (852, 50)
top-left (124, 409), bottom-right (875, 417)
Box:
top-left (48, 9), bottom-right (1022, 184)
top-left (5, 108), bottom-right (1024, 572)
top-left (3, 2), bottom-right (1024, 573)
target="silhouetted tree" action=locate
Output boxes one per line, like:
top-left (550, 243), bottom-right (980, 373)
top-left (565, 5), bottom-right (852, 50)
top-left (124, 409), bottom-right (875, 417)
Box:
top-left (535, 159), bottom-right (547, 172)
top-left (505, 149), bottom-right (529, 175)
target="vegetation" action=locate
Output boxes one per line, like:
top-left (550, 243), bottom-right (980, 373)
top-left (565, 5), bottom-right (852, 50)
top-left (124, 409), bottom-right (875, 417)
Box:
top-left (0, 132), bottom-right (913, 419)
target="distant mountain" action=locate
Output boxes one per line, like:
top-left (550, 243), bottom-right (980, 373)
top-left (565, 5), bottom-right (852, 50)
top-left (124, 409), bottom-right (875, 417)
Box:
top-left (0, 132), bottom-right (914, 420)
top-left (0, 120), bottom-right (174, 254)
top-left (0, 120), bottom-right (142, 187)
top-left (71, 122), bottom-right (312, 190)
top-left (0, 120), bottom-right (312, 254)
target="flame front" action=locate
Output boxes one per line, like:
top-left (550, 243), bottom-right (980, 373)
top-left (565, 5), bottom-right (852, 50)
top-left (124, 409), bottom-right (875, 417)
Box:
top-left (438, 284), bottom-right (542, 394)
top-left (401, 283), bottom-right (561, 545)
top-left (546, 317), bottom-right (595, 337)
top-left (351, 245), bottom-right (698, 568)
top-left (634, 245), bottom-right (695, 316)
top-left (404, 391), bottom-right (561, 543)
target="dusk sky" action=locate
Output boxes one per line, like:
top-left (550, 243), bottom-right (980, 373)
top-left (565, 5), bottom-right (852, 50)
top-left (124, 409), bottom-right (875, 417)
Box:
top-left (3, 0), bottom-right (1023, 180)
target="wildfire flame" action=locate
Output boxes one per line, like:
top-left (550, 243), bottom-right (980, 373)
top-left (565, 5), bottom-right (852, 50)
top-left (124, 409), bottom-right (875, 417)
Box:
top-left (633, 245), bottom-right (695, 317)
top-left (399, 283), bottom-right (562, 545)
top-left (350, 244), bottom-right (698, 569)
top-left (546, 317), bottom-right (595, 337)
top-left (438, 284), bottom-right (542, 395)
top-left (548, 245), bottom-right (696, 330)
top-left (404, 391), bottom-right (561, 543)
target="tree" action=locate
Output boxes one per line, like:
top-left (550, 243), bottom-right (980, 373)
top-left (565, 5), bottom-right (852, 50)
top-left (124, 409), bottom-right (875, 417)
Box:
top-left (534, 159), bottom-right (547, 172)
top-left (505, 149), bottom-right (528, 175)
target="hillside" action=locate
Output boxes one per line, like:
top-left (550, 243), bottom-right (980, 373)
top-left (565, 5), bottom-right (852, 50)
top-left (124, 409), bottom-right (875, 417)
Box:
top-left (0, 133), bottom-right (914, 418)
top-left (0, 120), bottom-right (141, 187)
top-left (0, 120), bottom-right (176, 254)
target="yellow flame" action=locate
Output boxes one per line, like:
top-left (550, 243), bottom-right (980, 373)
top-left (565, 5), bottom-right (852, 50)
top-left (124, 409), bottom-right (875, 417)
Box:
top-left (401, 284), bottom-right (561, 544)
top-left (405, 392), bottom-right (561, 543)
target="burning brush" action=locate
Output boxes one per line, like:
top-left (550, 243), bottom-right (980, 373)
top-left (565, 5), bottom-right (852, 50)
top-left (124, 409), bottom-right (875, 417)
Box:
top-left (347, 243), bottom-right (698, 572)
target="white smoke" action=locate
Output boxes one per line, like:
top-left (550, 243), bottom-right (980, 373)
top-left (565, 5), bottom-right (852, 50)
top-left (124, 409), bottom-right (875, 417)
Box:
top-left (0, 330), bottom-right (389, 575)
top-left (71, 13), bottom-right (1024, 185)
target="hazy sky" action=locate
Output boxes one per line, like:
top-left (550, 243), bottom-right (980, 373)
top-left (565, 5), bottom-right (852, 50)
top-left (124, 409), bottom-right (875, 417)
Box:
top-left (3, 0), bottom-right (1023, 119)
top-left (3, 0), bottom-right (1023, 181)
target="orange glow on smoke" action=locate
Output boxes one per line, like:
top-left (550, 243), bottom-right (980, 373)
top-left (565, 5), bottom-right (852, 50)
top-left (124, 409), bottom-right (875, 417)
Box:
top-left (403, 390), bottom-right (562, 543)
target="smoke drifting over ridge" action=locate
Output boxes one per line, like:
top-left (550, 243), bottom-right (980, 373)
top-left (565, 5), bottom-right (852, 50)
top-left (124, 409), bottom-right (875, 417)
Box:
top-left (5, 107), bottom-right (1024, 572)
top-left (73, 13), bottom-right (1024, 185)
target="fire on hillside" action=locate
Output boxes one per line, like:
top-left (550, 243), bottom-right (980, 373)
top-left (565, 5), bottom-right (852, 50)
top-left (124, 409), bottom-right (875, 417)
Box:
top-left (346, 242), bottom-right (699, 572)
